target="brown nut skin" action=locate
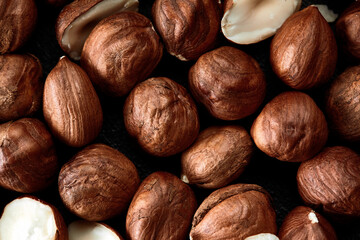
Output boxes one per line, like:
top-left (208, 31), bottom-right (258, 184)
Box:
top-left (325, 65), bottom-right (360, 142)
top-left (0, 54), bottom-right (42, 122)
top-left (189, 46), bottom-right (266, 120)
top-left (278, 206), bottom-right (337, 240)
top-left (81, 11), bottom-right (163, 97)
top-left (58, 143), bottom-right (140, 221)
top-left (190, 184), bottom-right (277, 240)
top-left (297, 146), bottom-right (360, 220)
top-left (251, 91), bottom-right (328, 162)
top-left (43, 56), bottom-right (103, 148)
top-left (124, 77), bottom-right (200, 157)
top-left (270, 6), bottom-right (337, 90)
top-left (152, 0), bottom-right (221, 61)
top-left (126, 171), bottom-right (197, 240)
top-left (0, 0), bottom-right (37, 53)
top-left (0, 118), bottom-right (58, 193)
top-left (181, 125), bottom-right (254, 189)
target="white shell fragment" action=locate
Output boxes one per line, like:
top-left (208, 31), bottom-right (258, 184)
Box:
top-left (245, 233), bottom-right (280, 240)
top-left (312, 4), bottom-right (338, 22)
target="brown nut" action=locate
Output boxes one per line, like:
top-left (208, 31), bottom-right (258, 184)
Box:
top-left (189, 46), bottom-right (266, 120)
top-left (297, 146), bottom-right (360, 220)
top-left (0, 54), bottom-right (42, 122)
top-left (126, 171), bottom-right (197, 240)
top-left (0, 118), bottom-right (58, 193)
top-left (0, 0), bottom-right (37, 53)
top-left (181, 125), bottom-right (254, 189)
top-left (0, 196), bottom-right (68, 240)
top-left (69, 220), bottom-right (124, 240)
top-left (81, 11), bottom-right (163, 97)
top-left (278, 206), bottom-right (337, 240)
top-left (336, 1), bottom-right (360, 60)
top-left (325, 65), bottom-right (360, 142)
top-left (58, 143), bottom-right (140, 221)
top-left (251, 91), bottom-right (328, 162)
top-left (43, 56), bottom-right (103, 147)
top-left (190, 184), bottom-right (277, 240)
top-left (55, 0), bottom-right (139, 60)
top-left (124, 77), bottom-right (200, 157)
top-left (152, 0), bottom-right (221, 61)
top-left (270, 6), bottom-right (337, 90)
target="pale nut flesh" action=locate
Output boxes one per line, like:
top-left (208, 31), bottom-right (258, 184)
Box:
top-left (68, 220), bottom-right (124, 240)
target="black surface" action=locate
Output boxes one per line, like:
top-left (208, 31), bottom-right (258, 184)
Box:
top-left (1, 0), bottom-right (360, 239)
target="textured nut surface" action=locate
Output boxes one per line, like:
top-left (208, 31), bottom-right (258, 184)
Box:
top-left (0, 54), bottom-right (42, 122)
top-left (0, 118), bottom-right (58, 193)
top-left (251, 91), bottom-right (328, 162)
top-left (190, 184), bottom-right (277, 240)
top-left (81, 11), bottom-right (163, 97)
top-left (278, 206), bottom-right (337, 240)
top-left (0, 0), bottom-right (37, 53)
top-left (152, 0), bottom-right (221, 61)
top-left (189, 46), bottom-right (266, 120)
top-left (126, 171), bottom-right (197, 240)
top-left (124, 77), bottom-right (199, 157)
top-left (297, 146), bottom-right (360, 219)
top-left (181, 125), bottom-right (254, 189)
top-left (43, 56), bottom-right (103, 147)
top-left (58, 143), bottom-right (140, 221)
top-left (270, 6), bottom-right (337, 90)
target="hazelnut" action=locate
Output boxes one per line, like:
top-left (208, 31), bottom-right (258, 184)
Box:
top-left (69, 220), bottom-right (124, 240)
top-left (0, 54), bottom-right (42, 122)
top-left (124, 77), bottom-right (200, 157)
top-left (221, 0), bottom-right (301, 44)
top-left (297, 146), bottom-right (360, 220)
top-left (190, 184), bottom-right (277, 240)
top-left (58, 143), bottom-right (140, 221)
top-left (251, 91), bottom-right (328, 162)
top-left (278, 206), bottom-right (337, 240)
top-left (0, 196), bottom-right (67, 240)
top-left (152, 0), bottom-right (221, 61)
top-left (126, 171), bottom-right (197, 240)
top-left (325, 65), bottom-right (360, 142)
top-left (55, 0), bottom-right (139, 60)
top-left (181, 125), bottom-right (254, 189)
top-left (81, 11), bottom-right (163, 97)
top-left (270, 6), bottom-right (337, 90)
top-left (189, 46), bottom-right (266, 120)
top-left (0, 118), bottom-right (58, 193)
top-left (43, 56), bottom-right (103, 148)
top-left (0, 0), bottom-right (37, 53)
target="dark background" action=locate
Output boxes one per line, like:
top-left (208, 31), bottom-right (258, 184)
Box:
top-left (1, 0), bottom-right (360, 239)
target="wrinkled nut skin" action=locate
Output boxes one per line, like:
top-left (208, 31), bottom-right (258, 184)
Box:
top-left (190, 184), bottom-right (277, 240)
top-left (58, 143), bottom-right (140, 221)
top-left (251, 91), bottom-right (328, 162)
top-left (0, 118), bottom-right (58, 193)
top-left (124, 77), bottom-right (200, 157)
top-left (336, 1), bottom-right (360, 60)
top-left (126, 172), bottom-right (197, 240)
top-left (270, 6), bottom-right (337, 90)
top-left (325, 66), bottom-right (360, 142)
top-left (189, 46), bottom-right (266, 120)
top-left (0, 54), bottom-right (42, 122)
top-left (152, 0), bottom-right (221, 61)
top-left (181, 125), bottom-right (254, 189)
top-left (81, 11), bottom-right (163, 97)
top-left (43, 56), bottom-right (103, 147)
top-left (278, 206), bottom-right (337, 240)
top-left (297, 146), bottom-right (360, 220)
top-left (0, 0), bottom-right (37, 53)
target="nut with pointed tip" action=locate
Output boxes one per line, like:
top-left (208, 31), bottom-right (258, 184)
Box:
top-left (55, 0), bottom-right (139, 60)
top-left (126, 171), bottom-right (197, 240)
top-left (190, 184), bottom-right (277, 240)
top-left (270, 6), bottom-right (337, 90)
top-left (69, 220), bottom-right (124, 240)
top-left (278, 206), bottom-right (337, 240)
top-left (0, 54), bottom-right (42, 122)
top-left (251, 91), bottom-right (328, 162)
